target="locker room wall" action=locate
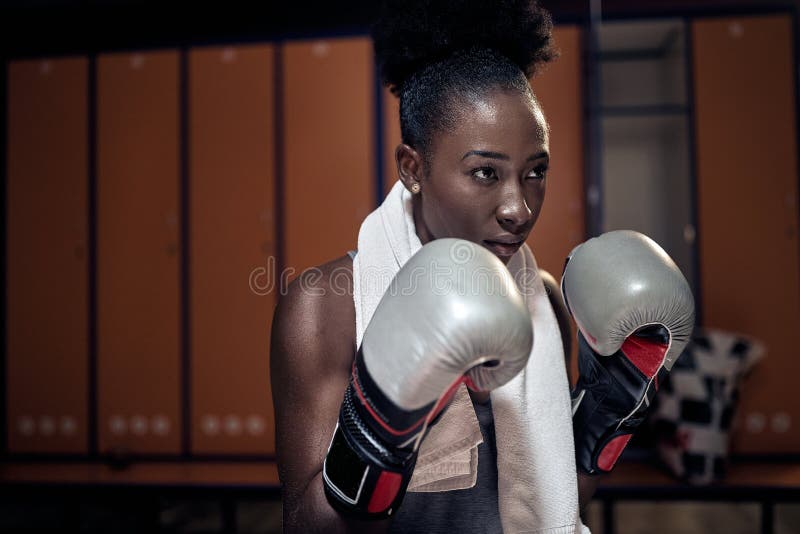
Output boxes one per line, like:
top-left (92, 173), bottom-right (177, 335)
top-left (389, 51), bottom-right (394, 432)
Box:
top-left (5, 14), bottom-right (800, 458)
top-left (4, 36), bottom-right (379, 458)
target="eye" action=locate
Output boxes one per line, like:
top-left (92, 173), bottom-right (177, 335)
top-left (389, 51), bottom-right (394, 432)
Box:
top-left (527, 165), bottom-right (548, 180)
top-left (471, 167), bottom-right (498, 183)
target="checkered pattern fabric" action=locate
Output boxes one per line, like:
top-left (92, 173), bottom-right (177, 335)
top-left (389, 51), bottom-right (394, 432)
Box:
top-left (651, 327), bottom-right (764, 485)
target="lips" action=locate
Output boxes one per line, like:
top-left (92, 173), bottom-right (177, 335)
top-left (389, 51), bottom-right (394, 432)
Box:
top-left (483, 238), bottom-right (524, 257)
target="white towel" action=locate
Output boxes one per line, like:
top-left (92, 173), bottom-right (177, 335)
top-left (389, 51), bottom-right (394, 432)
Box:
top-left (353, 181), bottom-right (588, 533)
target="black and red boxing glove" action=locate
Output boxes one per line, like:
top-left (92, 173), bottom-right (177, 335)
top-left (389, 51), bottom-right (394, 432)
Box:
top-left (561, 230), bottom-right (695, 474)
top-left (323, 239), bottom-right (533, 518)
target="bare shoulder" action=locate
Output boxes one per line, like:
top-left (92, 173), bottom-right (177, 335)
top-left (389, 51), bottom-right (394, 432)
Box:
top-left (272, 254), bottom-right (356, 362)
top-left (538, 268), bottom-right (566, 319)
top-left (538, 268), bottom-right (559, 296)
top-left (269, 252), bottom-right (356, 395)
top-left (539, 268), bottom-right (573, 380)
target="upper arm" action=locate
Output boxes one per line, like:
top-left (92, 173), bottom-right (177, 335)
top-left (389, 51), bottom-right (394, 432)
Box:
top-left (539, 268), bottom-right (573, 384)
top-left (269, 259), bottom-right (359, 531)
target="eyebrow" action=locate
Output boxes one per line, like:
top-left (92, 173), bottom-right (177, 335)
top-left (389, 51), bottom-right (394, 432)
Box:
top-left (461, 150), bottom-right (549, 162)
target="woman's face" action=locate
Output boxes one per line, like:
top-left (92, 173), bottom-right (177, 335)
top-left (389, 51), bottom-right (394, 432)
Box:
top-left (399, 88), bottom-right (550, 264)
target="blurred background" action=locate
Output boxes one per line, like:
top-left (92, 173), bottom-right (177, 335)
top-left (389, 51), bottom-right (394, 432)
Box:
top-left (1, 0), bottom-right (799, 532)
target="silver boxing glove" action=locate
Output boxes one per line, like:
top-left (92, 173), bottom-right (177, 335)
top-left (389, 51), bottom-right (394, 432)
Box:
top-left (561, 230), bottom-right (695, 474)
top-left (324, 238), bottom-right (533, 518)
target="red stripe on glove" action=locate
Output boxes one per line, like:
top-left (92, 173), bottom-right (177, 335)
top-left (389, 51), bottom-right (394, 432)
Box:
top-left (621, 336), bottom-right (669, 379)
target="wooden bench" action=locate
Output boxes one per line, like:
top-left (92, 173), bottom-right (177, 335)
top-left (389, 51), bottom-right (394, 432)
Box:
top-left (596, 461), bottom-right (800, 534)
top-left (2, 459), bottom-right (799, 533)
top-left (0, 461), bottom-right (282, 533)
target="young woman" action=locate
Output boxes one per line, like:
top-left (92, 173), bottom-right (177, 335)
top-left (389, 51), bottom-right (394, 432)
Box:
top-left (270, 1), bottom-right (694, 532)
top-left (271, 0), bottom-right (587, 530)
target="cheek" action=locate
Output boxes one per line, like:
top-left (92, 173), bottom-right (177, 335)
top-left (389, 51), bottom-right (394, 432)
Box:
top-left (527, 183), bottom-right (547, 220)
top-left (426, 193), bottom-right (472, 235)
top-left (424, 181), bottom-right (486, 237)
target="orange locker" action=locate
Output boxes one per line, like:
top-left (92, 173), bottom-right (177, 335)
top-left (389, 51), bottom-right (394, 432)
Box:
top-left (692, 15), bottom-right (800, 452)
top-left (96, 51), bottom-right (181, 454)
top-left (527, 25), bottom-right (586, 281)
top-left (283, 38), bottom-right (375, 274)
top-left (6, 57), bottom-right (89, 453)
top-left (189, 45), bottom-right (277, 454)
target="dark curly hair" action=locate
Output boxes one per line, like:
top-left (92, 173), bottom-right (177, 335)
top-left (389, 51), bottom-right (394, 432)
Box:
top-left (372, 0), bottom-right (557, 163)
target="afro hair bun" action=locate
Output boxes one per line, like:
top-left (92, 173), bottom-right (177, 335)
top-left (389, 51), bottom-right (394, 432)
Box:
top-left (372, 0), bottom-right (557, 95)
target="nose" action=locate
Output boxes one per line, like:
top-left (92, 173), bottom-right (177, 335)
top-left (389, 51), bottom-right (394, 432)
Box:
top-left (496, 183), bottom-right (532, 231)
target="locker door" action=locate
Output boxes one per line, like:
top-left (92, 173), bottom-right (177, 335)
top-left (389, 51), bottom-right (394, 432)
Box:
top-left (96, 51), bottom-right (181, 454)
top-left (7, 57), bottom-right (89, 453)
top-left (692, 14), bottom-right (800, 452)
top-left (283, 38), bottom-right (375, 274)
top-left (189, 45), bottom-right (276, 454)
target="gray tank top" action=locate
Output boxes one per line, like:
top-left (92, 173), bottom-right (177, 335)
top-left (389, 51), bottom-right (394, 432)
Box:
top-left (347, 249), bottom-right (502, 533)
top-left (390, 398), bottom-right (502, 533)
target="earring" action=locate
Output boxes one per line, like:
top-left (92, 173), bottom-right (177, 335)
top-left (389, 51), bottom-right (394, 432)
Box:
top-left (410, 182), bottom-right (421, 194)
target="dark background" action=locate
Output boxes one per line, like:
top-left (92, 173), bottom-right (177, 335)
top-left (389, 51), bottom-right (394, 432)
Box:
top-left (2, 0), bottom-right (799, 57)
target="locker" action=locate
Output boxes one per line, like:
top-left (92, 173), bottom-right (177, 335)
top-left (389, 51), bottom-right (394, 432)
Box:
top-left (692, 14), bottom-right (800, 452)
top-left (189, 45), bottom-right (277, 454)
top-left (96, 51), bottom-right (181, 454)
top-left (283, 38), bottom-right (375, 275)
top-left (7, 57), bottom-right (89, 453)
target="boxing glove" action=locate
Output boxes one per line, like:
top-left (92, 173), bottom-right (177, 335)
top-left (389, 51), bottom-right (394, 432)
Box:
top-left (323, 238), bottom-right (533, 518)
top-left (561, 230), bottom-right (695, 474)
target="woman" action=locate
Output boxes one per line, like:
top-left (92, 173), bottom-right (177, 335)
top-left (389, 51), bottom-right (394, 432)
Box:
top-left (270, 1), bottom-right (597, 531)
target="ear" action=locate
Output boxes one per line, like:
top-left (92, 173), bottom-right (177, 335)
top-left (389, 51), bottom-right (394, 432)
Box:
top-left (395, 143), bottom-right (425, 193)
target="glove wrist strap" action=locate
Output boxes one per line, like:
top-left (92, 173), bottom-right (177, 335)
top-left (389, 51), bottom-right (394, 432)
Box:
top-left (572, 331), bottom-right (669, 474)
top-left (323, 382), bottom-right (416, 519)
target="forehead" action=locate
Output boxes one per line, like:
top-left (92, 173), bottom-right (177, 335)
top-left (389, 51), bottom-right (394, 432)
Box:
top-left (439, 89), bottom-right (549, 153)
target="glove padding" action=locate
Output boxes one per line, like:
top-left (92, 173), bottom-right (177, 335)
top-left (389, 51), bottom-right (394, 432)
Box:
top-left (562, 230), bottom-right (695, 474)
top-left (324, 238), bottom-right (533, 518)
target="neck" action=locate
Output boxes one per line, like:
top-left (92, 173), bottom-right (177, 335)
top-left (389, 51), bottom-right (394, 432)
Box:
top-left (411, 194), bottom-right (434, 245)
